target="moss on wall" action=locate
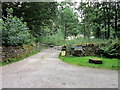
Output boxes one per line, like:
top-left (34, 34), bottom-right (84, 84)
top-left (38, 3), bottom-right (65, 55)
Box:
top-left (71, 43), bottom-right (102, 57)
top-left (2, 43), bottom-right (43, 62)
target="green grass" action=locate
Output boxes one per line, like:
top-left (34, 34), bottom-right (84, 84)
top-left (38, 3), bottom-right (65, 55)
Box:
top-left (0, 48), bottom-right (46, 66)
top-left (60, 56), bottom-right (119, 70)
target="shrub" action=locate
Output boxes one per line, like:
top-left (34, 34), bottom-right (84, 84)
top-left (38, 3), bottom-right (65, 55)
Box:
top-left (2, 8), bottom-right (33, 46)
top-left (99, 41), bottom-right (120, 59)
top-left (37, 29), bottom-right (64, 46)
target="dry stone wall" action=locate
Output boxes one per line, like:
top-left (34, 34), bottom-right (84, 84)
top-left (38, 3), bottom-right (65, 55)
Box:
top-left (1, 43), bottom-right (44, 62)
top-left (71, 43), bottom-right (102, 57)
top-left (70, 43), bottom-right (120, 59)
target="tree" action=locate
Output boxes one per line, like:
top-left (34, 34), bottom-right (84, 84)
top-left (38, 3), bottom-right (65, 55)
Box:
top-left (2, 8), bottom-right (33, 46)
top-left (58, 5), bottom-right (79, 39)
top-left (78, 1), bottom-right (120, 39)
top-left (2, 2), bottom-right (58, 37)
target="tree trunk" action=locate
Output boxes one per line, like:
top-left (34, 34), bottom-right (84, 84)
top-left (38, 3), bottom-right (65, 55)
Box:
top-left (114, 2), bottom-right (118, 39)
top-left (64, 23), bottom-right (67, 41)
top-left (106, 2), bottom-right (110, 39)
top-left (103, 2), bottom-right (107, 39)
top-left (108, 2), bottom-right (111, 39)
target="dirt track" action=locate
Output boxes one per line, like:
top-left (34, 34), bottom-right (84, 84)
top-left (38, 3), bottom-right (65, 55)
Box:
top-left (0, 48), bottom-right (118, 88)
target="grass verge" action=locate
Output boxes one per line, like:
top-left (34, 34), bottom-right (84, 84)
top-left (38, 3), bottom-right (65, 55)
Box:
top-left (0, 48), bottom-right (46, 66)
top-left (59, 56), bottom-right (119, 70)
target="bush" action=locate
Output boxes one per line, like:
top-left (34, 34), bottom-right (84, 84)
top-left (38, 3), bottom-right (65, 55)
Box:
top-left (99, 41), bottom-right (120, 59)
top-left (2, 8), bottom-right (33, 46)
top-left (37, 29), bottom-right (64, 46)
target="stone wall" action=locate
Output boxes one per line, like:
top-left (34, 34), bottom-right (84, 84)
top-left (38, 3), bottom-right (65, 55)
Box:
top-left (71, 43), bottom-right (102, 57)
top-left (1, 43), bottom-right (44, 62)
top-left (70, 43), bottom-right (120, 58)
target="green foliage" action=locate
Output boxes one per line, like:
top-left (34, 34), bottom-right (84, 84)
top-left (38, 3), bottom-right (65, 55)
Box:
top-left (59, 6), bottom-right (79, 37)
top-left (37, 29), bottom-right (64, 45)
top-left (116, 31), bottom-right (120, 40)
top-left (1, 2), bottom-right (119, 65)
top-left (78, 2), bottom-right (119, 39)
top-left (2, 2), bottom-right (58, 37)
top-left (2, 8), bottom-right (33, 46)
top-left (60, 56), bottom-right (119, 70)
top-left (99, 41), bottom-right (120, 58)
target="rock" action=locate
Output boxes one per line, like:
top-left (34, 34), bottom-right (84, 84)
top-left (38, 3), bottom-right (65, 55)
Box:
top-left (71, 46), bottom-right (85, 56)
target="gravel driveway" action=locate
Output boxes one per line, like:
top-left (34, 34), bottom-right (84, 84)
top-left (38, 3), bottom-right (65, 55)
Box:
top-left (0, 48), bottom-right (118, 88)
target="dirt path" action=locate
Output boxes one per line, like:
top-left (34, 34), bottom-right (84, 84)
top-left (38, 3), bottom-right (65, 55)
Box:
top-left (0, 48), bottom-right (118, 88)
